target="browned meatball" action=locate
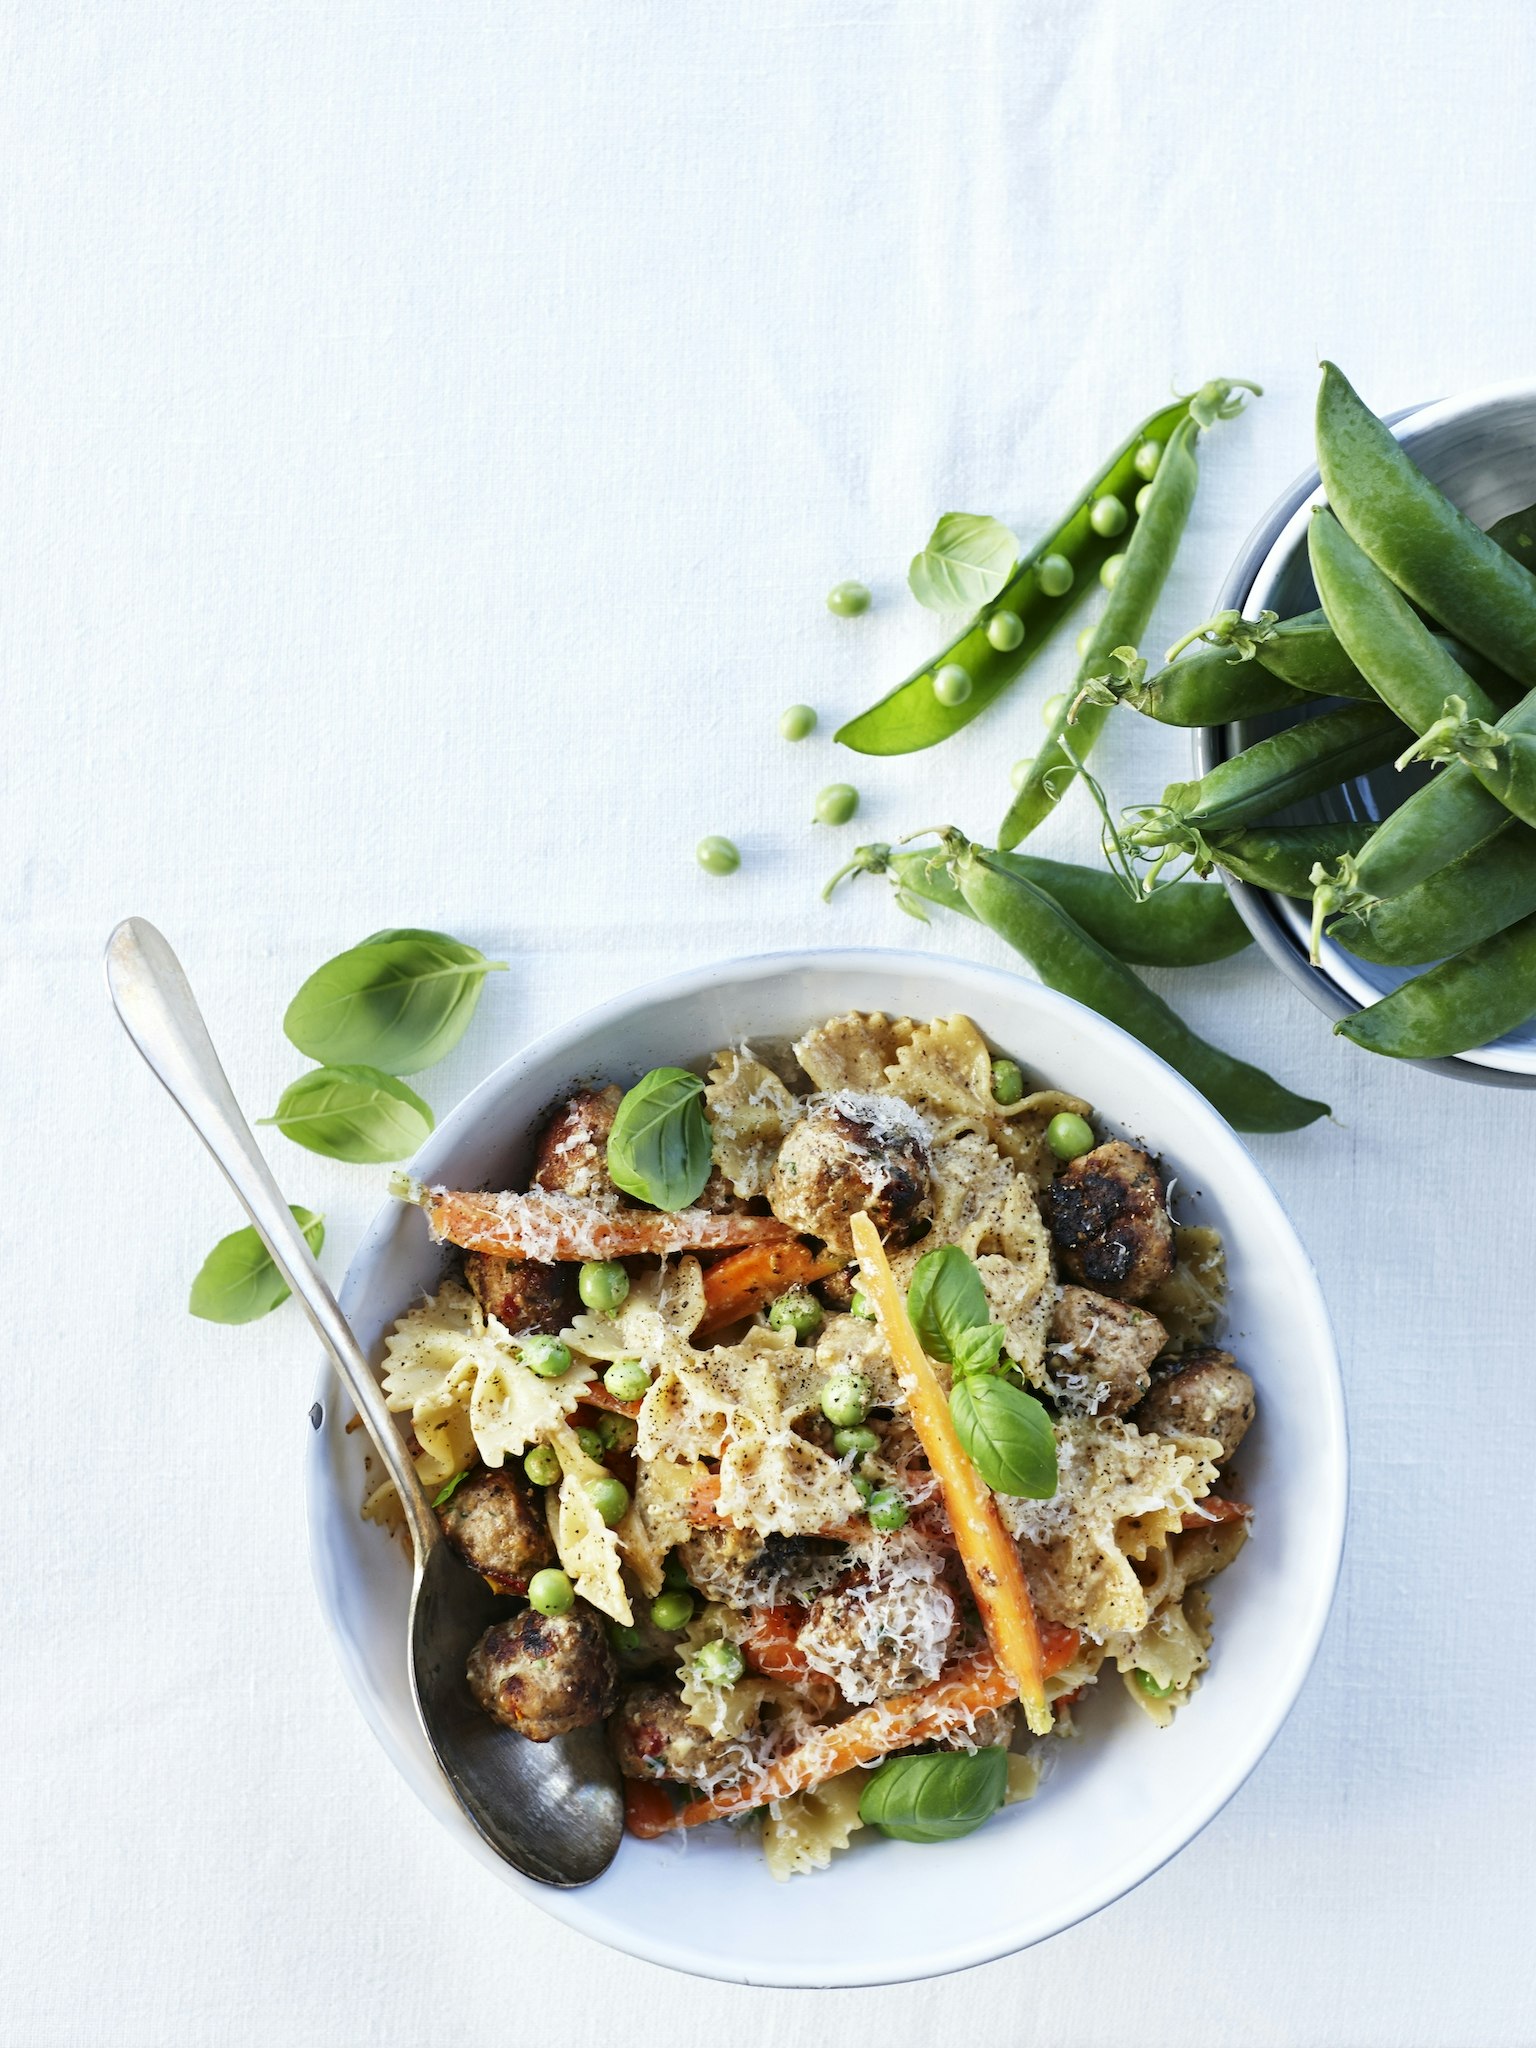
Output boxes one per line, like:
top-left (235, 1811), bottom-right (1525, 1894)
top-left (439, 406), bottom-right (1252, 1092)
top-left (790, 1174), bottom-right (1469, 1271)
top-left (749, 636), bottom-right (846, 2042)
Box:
top-left (533, 1085), bottom-right (625, 1207)
top-left (766, 1096), bottom-right (932, 1254)
top-left (677, 1524), bottom-right (846, 1606)
top-left (1049, 1141), bottom-right (1174, 1302)
top-left (814, 1262), bottom-right (859, 1313)
top-left (1049, 1285), bottom-right (1167, 1416)
top-left (610, 1682), bottom-right (758, 1783)
top-left (438, 1466), bottom-right (557, 1593)
top-left (463, 1251), bottom-right (575, 1335)
top-left (1133, 1350), bottom-right (1255, 1463)
top-left (466, 1603), bottom-right (618, 1741)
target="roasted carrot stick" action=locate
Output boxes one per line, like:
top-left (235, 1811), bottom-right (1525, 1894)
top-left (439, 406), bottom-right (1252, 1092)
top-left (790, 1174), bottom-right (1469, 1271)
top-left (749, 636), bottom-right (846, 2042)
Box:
top-left (695, 1239), bottom-right (847, 1339)
top-left (1180, 1495), bottom-right (1250, 1528)
top-left (393, 1177), bottom-right (794, 1261)
top-left (850, 1212), bottom-right (1052, 1736)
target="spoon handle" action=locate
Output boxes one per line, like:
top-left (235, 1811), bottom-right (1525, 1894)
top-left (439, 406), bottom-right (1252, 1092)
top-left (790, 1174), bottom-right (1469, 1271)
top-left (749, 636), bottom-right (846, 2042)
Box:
top-left (104, 917), bottom-right (439, 1563)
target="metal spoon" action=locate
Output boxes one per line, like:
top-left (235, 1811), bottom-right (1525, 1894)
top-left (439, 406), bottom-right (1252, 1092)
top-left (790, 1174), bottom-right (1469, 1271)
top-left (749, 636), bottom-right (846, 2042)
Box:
top-left (104, 917), bottom-right (624, 1887)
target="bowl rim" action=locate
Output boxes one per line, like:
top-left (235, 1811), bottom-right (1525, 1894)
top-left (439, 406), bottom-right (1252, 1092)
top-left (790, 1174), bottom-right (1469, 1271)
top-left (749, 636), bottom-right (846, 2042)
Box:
top-left (307, 944), bottom-right (1348, 1984)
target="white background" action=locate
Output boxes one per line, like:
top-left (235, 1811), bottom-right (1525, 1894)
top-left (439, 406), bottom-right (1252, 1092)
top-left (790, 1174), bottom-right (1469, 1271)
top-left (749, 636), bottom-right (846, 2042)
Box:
top-left (5, 4), bottom-right (1534, 2043)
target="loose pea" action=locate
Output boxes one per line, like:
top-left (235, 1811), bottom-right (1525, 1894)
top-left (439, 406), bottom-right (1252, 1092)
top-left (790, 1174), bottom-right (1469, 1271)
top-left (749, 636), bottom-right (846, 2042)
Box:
top-left (523, 1444), bottom-right (561, 1487)
top-left (990, 1056), bottom-right (1024, 1105)
top-left (833, 1423), bottom-right (880, 1460)
top-left (1009, 756), bottom-right (1034, 792)
top-left (1089, 495), bottom-right (1128, 538)
top-left (768, 1289), bottom-right (824, 1341)
top-left (693, 1639), bottom-right (746, 1686)
top-left (1133, 439), bottom-right (1163, 481)
top-left (596, 1410), bottom-right (638, 1453)
top-left (849, 1289), bottom-right (877, 1321)
top-left (521, 1334), bottom-right (572, 1379)
top-left (603, 1357), bottom-right (651, 1403)
top-left (1046, 1111), bottom-right (1096, 1161)
top-left (1076, 622), bottom-right (1097, 657)
top-left (1135, 482), bottom-right (1154, 516)
top-left (933, 663), bottom-right (973, 707)
top-left (696, 835), bottom-right (740, 876)
top-left (527, 1568), bottom-right (574, 1616)
top-left (587, 1474), bottom-right (630, 1527)
top-left (780, 703), bottom-right (818, 741)
top-left (662, 1552), bottom-right (692, 1591)
top-left (851, 1474), bottom-right (876, 1505)
top-left (650, 1590), bottom-right (695, 1632)
top-left (986, 610), bottom-right (1025, 653)
top-left (575, 1425), bottom-right (607, 1461)
top-left (1134, 1668), bottom-right (1175, 1699)
top-left (867, 1488), bottom-right (908, 1533)
top-left (1041, 693), bottom-right (1067, 727)
top-left (815, 783), bottom-right (859, 826)
top-left (1099, 552), bottom-right (1126, 590)
top-left (610, 1623), bottom-right (644, 1654)
top-left (821, 1372), bottom-right (871, 1427)
top-left (827, 580), bottom-right (872, 617)
top-left (1036, 553), bottom-right (1074, 598)
top-left (578, 1259), bottom-right (630, 1312)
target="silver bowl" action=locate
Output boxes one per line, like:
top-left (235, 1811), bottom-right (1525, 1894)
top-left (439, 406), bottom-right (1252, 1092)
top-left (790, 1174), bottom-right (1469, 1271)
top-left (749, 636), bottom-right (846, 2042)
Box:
top-left (1197, 381), bottom-right (1536, 1087)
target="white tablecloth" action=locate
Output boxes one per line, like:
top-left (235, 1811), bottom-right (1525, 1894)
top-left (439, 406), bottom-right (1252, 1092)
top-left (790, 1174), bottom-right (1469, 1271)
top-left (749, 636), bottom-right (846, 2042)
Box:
top-left (8, 5), bottom-right (1535, 2042)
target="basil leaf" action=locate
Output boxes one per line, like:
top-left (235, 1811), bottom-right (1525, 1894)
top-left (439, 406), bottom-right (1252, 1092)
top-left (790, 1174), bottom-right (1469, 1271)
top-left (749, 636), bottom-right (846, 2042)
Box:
top-left (858, 1747), bottom-right (1008, 1843)
top-left (906, 1244), bottom-right (990, 1363)
top-left (259, 1064), bottom-right (434, 1163)
top-left (908, 513), bottom-right (1019, 613)
top-left (950, 1374), bottom-right (1058, 1498)
top-left (606, 1067), bottom-right (712, 1210)
top-left (951, 1321), bottom-right (1007, 1380)
top-left (434, 1469), bottom-right (473, 1508)
top-left (283, 930), bottom-right (507, 1075)
top-left (189, 1207), bottom-right (325, 1324)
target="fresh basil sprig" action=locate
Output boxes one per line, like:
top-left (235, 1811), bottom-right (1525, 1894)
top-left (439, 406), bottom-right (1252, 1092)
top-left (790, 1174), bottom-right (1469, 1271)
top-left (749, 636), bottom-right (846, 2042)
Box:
top-left (858, 1747), bottom-right (1008, 1842)
top-left (908, 513), bottom-right (1019, 613)
top-left (906, 1244), bottom-right (991, 1364)
top-left (189, 1208), bottom-right (325, 1324)
top-left (606, 1067), bottom-right (713, 1210)
top-left (950, 1373), bottom-right (1058, 1498)
top-left (284, 928), bottom-right (507, 1075)
top-left (260, 1064), bottom-right (434, 1163)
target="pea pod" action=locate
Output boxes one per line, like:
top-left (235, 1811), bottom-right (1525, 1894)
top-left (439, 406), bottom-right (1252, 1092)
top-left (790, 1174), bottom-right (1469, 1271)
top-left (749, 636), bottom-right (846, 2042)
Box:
top-left (946, 836), bottom-right (1328, 1132)
top-left (1244, 609), bottom-right (1376, 696)
top-left (1101, 644), bottom-right (1312, 727)
top-left (1327, 821), bottom-right (1536, 965)
top-left (1335, 911), bottom-right (1536, 1058)
top-left (1316, 362), bottom-right (1536, 688)
top-left (1000, 414), bottom-right (1205, 846)
top-left (847, 843), bottom-right (1251, 967)
top-left (1199, 823), bottom-right (1376, 897)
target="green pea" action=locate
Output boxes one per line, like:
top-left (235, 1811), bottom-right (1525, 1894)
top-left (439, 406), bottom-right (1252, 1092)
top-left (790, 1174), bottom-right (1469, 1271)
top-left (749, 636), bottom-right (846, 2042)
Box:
top-left (866, 1488), bottom-right (908, 1532)
top-left (1135, 482), bottom-right (1154, 516)
top-left (521, 1334), bottom-right (572, 1379)
top-left (851, 1474), bottom-right (876, 1505)
top-left (780, 703), bottom-right (818, 741)
top-left (650, 1590), bottom-right (695, 1632)
top-left (696, 835), bottom-right (740, 876)
top-left (933, 663), bottom-right (973, 707)
top-left (587, 1474), bottom-right (630, 1527)
top-left (990, 1056), bottom-right (1024, 1105)
top-left (821, 1372), bottom-right (871, 1427)
top-left (849, 1289), bottom-right (877, 1321)
top-left (1089, 495), bottom-right (1128, 538)
top-left (662, 1552), bottom-right (692, 1591)
top-left (1133, 439), bottom-right (1163, 481)
top-left (986, 610), bottom-right (1025, 653)
top-left (768, 1289), bottom-right (824, 1341)
top-left (527, 1568), bottom-right (574, 1617)
top-left (1076, 622), bottom-right (1097, 658)
top-left (596, 1410), bottom-right (638, 1453)
top-left (578, 1260), bottom-right (630, 1312)
top-left (575, 1425), bottom-right (606, 1461)
top-left (832, 1424), bottom-right (880, 1460)
top-left (1036, 553), bottom-right (1074, 598)
top-left (693, 1638), bottom-right (746, 1686)
top-left (1041, 693), bottom-right (1067, 727)
top-left (603, 1357), bottom-right (651, 1404)
top-left (827, 580), bottom-right (872, 617)
top-left (1099, 552), bottom-right (1126, 590)
top-left (1134, 1668), bottom-right (1175, 1699)
top-left (1009, 756), bottom-right (1034, 793)
top-left (610, 1623), bottom-right (644, 1654)
top-left (523, 1444), bottom-right (561, 1487)
top-left (815, 783), bottom-right (859, 826)
top-left (1046, 1111), bottom-right (1096, 1161)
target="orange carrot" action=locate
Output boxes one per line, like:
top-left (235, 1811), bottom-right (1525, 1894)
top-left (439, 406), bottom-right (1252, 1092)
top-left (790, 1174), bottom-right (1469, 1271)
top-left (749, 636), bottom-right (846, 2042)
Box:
top-left (623, 1780), bottom-right (680, 1840)
top-left (740, 1605), bottom-right (814, 1685)
top-left (850, 1212), bottom-right (1053, 1737)
top-left (581, 1383), bottom-right (642, 1421)
top-left (400, 1181), bottom-right (794, 1261)
top-left (1180, 1495), bottom-right (1250, 1528)
top-left (695, 1239), bottom-right (847, 1339)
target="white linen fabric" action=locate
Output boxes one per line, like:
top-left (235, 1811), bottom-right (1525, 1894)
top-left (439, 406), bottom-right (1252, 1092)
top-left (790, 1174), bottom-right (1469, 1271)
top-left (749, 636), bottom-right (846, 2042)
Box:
top-left (5, 3), bottom-right (1535, 2043)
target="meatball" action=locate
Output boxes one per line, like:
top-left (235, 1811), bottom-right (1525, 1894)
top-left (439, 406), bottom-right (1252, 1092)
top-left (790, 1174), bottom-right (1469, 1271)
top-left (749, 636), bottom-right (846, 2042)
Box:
top-left (814, 1262), bottom-right (859, 1313)
top-left (438, 1465), bottom-right (557, 1593)
top-left (610, 1682), bottom-right (758, 1784)
top-left (677, 1524), bottom-right (846, 1606)
top-left (1049, 1285), bottom-right (1168, 1417)
top-left (463, 1251), bottom-right (575, 1335)
top-left (466, 1603), bottom-right (618, 1741)
top-left (533, 1085), bottom-right (625, 1207)
top-left (1049, 1141), bottom-right (1174, 1302)
top-left (1133, 1350), bottom-right (1255, 1463)
top-left (766, 1095), bottom-right (932, 1254)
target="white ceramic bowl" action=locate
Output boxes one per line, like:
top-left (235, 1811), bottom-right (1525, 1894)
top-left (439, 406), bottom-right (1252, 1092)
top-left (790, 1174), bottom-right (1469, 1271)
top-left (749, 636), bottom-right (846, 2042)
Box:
top-left (306, 949), bottom-right (1346, 1986)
